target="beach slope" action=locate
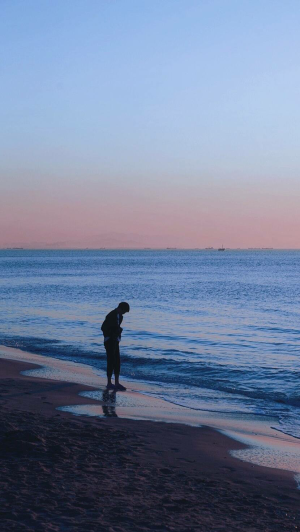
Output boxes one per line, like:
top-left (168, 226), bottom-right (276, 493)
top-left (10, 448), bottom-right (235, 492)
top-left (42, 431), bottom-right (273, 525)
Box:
top-left (0, 358), bottom-right (299, 532)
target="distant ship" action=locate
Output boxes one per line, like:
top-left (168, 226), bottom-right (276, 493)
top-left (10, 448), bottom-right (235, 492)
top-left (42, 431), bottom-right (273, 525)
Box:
top-left (218, 245), bottom-right (225, 251)
top-left (205, 247), bottom-right (214, 250)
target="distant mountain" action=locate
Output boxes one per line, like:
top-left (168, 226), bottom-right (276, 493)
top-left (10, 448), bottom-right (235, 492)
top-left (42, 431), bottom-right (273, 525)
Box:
top-left (2, 232), bottom-right (192, 249)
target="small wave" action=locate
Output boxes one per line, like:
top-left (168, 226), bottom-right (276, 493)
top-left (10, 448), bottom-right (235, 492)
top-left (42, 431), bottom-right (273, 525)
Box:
top-left (2, 334), bottom-right (300, 412)
top-left (272, 410), bottom-right (300, 440)
top-left (272, 426), bottom-right (300, 440)
top-left (140, 390), bottom-right (269, 417)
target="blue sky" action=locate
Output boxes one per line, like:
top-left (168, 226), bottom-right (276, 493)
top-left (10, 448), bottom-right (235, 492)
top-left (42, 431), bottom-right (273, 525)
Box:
top-left (1, 1), bottom-right (300, 247)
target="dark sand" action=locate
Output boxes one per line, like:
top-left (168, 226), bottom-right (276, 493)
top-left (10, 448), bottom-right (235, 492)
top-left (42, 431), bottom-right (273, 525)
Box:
top-left (1, 358), bottom-right (299, 532)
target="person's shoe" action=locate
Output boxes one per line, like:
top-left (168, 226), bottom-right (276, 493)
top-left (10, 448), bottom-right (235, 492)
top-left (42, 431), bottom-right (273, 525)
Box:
top-left (115, 383), bottom-right (126, 391)
top-left (106, 383), bottom-right (115, 390)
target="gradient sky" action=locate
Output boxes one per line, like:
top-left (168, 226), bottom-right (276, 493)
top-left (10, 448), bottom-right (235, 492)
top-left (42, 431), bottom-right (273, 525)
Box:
top-left (1, 0), bottom-right (300, 248)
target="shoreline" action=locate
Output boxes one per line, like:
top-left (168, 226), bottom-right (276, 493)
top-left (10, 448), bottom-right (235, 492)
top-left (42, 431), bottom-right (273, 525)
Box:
top-left (1, 356), bottom-right (300, 530)
top-left (1, 344), bottom-right (300, 480)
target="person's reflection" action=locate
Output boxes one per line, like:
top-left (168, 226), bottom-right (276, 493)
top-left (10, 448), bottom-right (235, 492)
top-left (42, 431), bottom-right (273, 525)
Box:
top-left (102, 390), bottom-right (117, 417)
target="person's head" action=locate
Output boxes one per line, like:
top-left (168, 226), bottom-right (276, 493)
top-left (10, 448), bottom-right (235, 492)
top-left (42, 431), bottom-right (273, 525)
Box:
top-left (118, 301), bottom-right (130, 315)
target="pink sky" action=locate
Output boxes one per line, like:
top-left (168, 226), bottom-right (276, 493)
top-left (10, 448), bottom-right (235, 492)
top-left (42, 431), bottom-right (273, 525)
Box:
top-left (1, 176), bottom-right (299, 249)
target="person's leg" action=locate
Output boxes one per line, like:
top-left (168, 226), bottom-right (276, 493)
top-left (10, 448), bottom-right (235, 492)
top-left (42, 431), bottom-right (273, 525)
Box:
top-left (105, 340), bottom-right (115, 389)
top-left (114, 343), bottom-right (126, 391)
top-left (113, 342), bottom-right (120, 384)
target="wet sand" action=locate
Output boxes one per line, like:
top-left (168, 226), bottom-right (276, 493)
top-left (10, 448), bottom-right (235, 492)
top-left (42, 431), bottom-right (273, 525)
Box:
top-left (1, 357), bottom-right (300, 531)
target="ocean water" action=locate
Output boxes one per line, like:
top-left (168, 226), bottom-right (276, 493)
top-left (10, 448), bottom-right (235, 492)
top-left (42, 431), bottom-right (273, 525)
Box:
top-left (1, 249), bottom-right (300, 439)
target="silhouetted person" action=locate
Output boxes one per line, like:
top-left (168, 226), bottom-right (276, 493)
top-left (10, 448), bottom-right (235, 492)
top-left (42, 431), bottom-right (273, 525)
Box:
top-left (101, 302), bottom-right (130, 391)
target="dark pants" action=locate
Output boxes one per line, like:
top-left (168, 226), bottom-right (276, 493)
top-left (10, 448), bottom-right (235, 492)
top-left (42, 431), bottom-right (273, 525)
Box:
top-left (104, 339), bottom-right (120, 379)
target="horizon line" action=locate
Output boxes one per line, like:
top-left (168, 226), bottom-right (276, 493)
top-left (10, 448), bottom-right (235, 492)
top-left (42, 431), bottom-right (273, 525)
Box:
top-left (1, 247), bottom-right (299, 251)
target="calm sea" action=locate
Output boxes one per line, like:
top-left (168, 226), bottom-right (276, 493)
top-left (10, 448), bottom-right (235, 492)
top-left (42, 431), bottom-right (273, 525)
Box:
top-left (1, 249), bottom-right (300, 439)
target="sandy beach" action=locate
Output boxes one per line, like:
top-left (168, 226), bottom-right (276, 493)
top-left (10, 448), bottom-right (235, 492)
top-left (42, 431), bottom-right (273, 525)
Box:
top-left (1, 357), bottom-right (299, 531)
